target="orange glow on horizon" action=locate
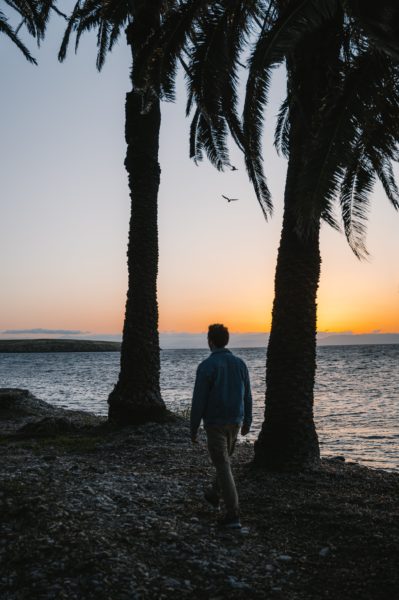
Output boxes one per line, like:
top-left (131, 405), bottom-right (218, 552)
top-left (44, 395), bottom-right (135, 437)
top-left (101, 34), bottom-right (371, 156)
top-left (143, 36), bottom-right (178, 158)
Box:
top-left (3, 286), bottom-right (398, 336)
top-left (157, 290), bottom-right (398, 334)
top-left (158, 301), bottom-right (272, 334)
top-left (317, 302), bottom-right (399, 335)
top-left (157, 313), bottom-right (399, 336)
top-left (41, 303), bottom-right (398, 335)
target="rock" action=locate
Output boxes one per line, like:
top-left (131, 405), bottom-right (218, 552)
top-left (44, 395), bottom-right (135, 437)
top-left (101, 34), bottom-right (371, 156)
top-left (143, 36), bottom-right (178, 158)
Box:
top-left (0, 388), bottom-right (103, 436)
top-left (227, 576), bottom-right (252, 590)
top-left (0, 389), bottom-right (55, 419)
top-left (277, 555), bottom-right (293, 563)
top-left (163, 577), bottom-right (182, 589)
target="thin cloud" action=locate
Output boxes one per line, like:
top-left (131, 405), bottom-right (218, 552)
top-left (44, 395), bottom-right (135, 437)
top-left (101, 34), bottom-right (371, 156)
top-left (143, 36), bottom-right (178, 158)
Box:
top-left (2, 329), bottom-right (89, 335)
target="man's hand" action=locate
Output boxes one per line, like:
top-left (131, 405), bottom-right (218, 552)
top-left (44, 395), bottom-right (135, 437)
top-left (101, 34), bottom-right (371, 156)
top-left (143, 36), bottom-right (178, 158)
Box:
top-left (191, 432), bottom-right (198, 444)
top-left (241, 423), bottom-right (250, 436)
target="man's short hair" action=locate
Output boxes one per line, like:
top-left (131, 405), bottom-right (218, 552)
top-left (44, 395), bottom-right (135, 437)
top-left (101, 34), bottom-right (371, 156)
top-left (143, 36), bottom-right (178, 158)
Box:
top-left (208, 324), bottom-right (229, 348)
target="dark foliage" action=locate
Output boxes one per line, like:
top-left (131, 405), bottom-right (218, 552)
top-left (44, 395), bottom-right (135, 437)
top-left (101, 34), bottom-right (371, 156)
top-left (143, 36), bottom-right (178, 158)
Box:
top-left (137, 0), bottom-right (399, 255)
top-left (0, 0), bottom-right (55, 62)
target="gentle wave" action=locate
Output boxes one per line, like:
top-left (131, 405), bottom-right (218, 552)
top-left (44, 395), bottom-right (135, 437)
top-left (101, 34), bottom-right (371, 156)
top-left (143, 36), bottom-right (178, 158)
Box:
top-left (0, 344), bottom-right (398, 471)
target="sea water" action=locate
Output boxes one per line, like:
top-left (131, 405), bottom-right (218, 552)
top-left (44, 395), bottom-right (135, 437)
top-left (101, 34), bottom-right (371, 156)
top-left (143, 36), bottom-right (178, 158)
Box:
top-left (0, 345), bottom-right (398, 471)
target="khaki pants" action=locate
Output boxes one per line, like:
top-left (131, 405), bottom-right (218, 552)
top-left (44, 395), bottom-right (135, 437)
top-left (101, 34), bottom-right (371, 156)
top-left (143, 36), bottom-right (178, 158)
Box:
top-left (206, 424), bottom-right (240, 517)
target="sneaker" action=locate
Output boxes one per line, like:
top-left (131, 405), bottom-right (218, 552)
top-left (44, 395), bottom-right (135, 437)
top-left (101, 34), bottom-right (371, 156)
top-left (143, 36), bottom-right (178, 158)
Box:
top-left (217, 514), bottom-right (242, 529)
top-left (204, 489), bottom-right (220, 509)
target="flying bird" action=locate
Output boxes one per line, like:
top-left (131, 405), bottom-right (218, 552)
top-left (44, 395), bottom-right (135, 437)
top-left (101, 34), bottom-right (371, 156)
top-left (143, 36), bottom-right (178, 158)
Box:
top-left (222, 195), bottom-right (239, 202)
top-left (230, 165), bottom-right (238, 171)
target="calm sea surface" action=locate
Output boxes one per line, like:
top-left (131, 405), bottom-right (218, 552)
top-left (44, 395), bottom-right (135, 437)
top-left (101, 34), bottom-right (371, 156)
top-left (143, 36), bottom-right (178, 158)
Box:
top-left (0, 345), bottom-right (398, 472)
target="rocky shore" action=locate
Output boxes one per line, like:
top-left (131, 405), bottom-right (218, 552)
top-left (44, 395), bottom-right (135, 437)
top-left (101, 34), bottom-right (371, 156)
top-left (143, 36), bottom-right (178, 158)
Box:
top-left (0, 389), bottom-right (398, 599)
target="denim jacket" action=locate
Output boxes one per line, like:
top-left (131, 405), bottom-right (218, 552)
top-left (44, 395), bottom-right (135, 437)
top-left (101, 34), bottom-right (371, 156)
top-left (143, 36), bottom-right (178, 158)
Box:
top-left (190, 348), bottom-right (252, 435)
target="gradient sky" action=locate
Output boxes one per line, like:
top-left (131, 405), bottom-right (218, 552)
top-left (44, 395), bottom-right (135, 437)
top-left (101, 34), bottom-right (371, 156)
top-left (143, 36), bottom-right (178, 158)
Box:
top-left (1, 7), bottom-right (398, 337)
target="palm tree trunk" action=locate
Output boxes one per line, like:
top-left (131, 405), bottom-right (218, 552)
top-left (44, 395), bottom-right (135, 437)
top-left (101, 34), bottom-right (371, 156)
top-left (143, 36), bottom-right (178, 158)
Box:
top-left (254, 12), bottom-right (343, 469)
top-left (108, 7), bottom-right (167, 424)
top-left (254, 160), bottom-right (321, 470)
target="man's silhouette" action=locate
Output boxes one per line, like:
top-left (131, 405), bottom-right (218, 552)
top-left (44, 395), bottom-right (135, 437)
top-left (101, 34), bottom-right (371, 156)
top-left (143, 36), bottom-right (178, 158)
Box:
top-left (191, 324), bottom-right (252, 528)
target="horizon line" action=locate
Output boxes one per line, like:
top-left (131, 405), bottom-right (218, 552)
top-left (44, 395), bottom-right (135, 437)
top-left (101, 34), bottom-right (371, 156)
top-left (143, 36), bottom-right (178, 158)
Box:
top-left (2, 330), bottom-right (399, 336)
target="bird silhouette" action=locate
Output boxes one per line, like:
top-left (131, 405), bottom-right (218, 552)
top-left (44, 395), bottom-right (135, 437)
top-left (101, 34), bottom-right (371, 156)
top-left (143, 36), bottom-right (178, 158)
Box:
top-left (230, 165), bottom-right (238, 171)
top-left (222, 194), bottom-right (239, 202)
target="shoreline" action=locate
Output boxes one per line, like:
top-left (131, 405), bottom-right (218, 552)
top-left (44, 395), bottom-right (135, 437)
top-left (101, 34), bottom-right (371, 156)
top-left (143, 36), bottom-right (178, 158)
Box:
top-left (1, 338), bottom-right (399, 353)
top-left (0, 339), bottom-right (121, 353)
top-left (1, 389), bottom-right (398, 599)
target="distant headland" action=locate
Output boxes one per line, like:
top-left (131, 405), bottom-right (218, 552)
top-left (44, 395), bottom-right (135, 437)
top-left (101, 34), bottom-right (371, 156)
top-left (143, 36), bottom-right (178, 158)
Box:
top-left (0, 339), bottom-right (121, 353)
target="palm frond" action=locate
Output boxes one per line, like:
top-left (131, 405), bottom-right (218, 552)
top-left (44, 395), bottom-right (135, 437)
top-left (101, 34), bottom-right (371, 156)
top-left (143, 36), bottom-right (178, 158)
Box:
top-left (73, 2), bottom-right (103, 54)
top-left (345, 0), bottom-right (399, 61)
top-left (134, 0), bottom-right (211, 100)
top-left (183, 2), bottom-right (250, 164)
top-left (0, 9), bottom-right (36, 62)
top-left (339, 157), bottom-right (373, 258)
top-left (1, 0), bottom-right (57, 57)
top-left (5, 0), bottom-right (36, 36)
top-left (108, 20), bottom-right (122, 51)
top-left (243, 0), bottom-right (339, 216)
top-left (196, 112), bottom-right (230, 171)
top-left (244, 153), bottom-right (272, 219)
top-left (58, 1), bottom-right (81, 62)
top-left (293, 51), bottom-right (371, 236)
top-left (219, 0), bottom-right (262, 152)
top-left (368, 151), bottom-right (399, 210)
top-left (274, 96), bottom-right (290, 157)
top-left (36, 0), bottom-right (59, 39)
top-left (58, 0), bottom-right (131, 69)
top-left (189, 106), bottom-right (203, 164)
top-left (243, 56), bottom-right (274, 214)
top-left (96, 17), bottom-right (110, 70)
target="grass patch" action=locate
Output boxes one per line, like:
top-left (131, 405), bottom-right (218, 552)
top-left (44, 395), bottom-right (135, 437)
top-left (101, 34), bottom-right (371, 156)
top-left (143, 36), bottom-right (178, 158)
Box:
top-left (172, 406), bottom-right (190, 420)
top-left (0, 435), bottom-right (36, 450)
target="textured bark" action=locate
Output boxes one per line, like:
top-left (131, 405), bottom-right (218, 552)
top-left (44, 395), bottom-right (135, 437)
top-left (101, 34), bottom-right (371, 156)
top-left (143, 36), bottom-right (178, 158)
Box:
top-left (108, 5), bottom-right (166, 424)
top-left (254, 14), bottom-right (343, 470)
top-left (254, 185), bottom-right (321, 470)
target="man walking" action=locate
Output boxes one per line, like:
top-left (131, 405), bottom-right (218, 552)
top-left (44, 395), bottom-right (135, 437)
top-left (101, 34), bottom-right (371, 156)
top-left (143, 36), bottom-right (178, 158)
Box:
top-left (191, 324), bottom-right (252, 529)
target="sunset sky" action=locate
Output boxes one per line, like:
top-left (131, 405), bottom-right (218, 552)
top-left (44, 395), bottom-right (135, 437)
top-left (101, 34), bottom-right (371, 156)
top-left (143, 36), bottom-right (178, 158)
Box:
top-left (1, 8), bottom-right (398, 340)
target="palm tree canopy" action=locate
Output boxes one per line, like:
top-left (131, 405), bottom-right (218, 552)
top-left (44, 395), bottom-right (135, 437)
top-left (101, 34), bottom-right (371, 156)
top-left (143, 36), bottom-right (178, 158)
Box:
top-left (137, 0), bottom-right (399, 258)
top-left (347, 0), bottom-right (399, 61)
top-left (58, 0), bottom-right (177, 70)
top-left (1, 0), bottom-right (54, 63)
